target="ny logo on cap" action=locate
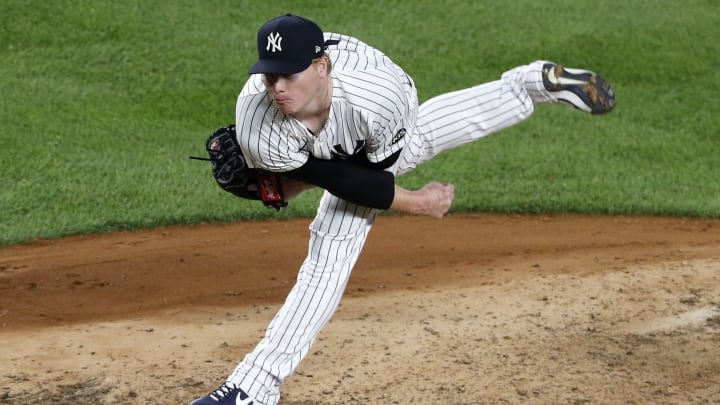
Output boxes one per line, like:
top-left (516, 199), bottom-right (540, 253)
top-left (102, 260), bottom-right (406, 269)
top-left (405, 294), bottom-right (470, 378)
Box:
top-left (266, 32), bottom-right (282, 52)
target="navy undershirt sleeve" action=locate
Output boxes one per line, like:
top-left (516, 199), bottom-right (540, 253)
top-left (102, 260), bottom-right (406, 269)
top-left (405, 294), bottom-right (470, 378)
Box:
top-left (283, 155), bottom-right (396, 209)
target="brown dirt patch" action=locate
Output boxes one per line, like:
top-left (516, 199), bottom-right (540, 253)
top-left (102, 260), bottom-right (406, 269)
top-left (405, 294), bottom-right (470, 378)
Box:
top-left (1, 213), bottom-right (719, 404)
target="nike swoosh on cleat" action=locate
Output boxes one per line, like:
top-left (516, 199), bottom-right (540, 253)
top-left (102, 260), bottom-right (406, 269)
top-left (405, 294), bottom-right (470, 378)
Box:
top-left (546, 68), bottom-right (590, 87)
top-left (236, 394), bottom-right (253, 405)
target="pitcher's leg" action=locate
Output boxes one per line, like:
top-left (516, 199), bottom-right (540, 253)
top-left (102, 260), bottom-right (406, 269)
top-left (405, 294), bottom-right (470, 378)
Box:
top-left (395, 60), bottom-right (615, 176)
top-left (395, 61), bottom-right (551, 176)
top-left (226, 193), bottom-right (378, 404)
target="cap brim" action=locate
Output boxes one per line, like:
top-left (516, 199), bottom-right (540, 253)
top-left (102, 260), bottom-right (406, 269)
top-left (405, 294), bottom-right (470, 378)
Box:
top-left (248, 59), bottom-right (312, 75)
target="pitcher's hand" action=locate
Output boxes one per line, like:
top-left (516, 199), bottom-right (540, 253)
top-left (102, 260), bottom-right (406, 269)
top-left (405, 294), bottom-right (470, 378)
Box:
top-left (391, 182), bottom-right (455, 218)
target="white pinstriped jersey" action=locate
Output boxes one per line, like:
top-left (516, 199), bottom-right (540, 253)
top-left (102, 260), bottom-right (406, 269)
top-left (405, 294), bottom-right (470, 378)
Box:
top-left (235, 33), bottom-right (416, 173)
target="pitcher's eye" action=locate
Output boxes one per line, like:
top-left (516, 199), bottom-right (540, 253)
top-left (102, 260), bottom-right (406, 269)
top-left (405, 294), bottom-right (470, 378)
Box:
top-left (264, 74), bottom-right (280, 86)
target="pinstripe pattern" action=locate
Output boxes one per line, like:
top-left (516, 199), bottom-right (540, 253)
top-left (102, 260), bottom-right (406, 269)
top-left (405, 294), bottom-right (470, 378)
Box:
top-left (227, 33), bottom-right (555, 404)
top-left (394, 62), bottom-right (547, 175)
top-left (236, 33), bottom-right (414, 173)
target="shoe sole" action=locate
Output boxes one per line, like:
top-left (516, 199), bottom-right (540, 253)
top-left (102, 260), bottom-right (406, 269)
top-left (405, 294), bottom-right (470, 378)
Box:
top-left (546, 64), bottom-right (616, 115)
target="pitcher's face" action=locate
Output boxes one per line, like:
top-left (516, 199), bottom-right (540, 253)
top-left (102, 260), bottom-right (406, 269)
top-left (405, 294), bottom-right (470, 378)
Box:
top-left (262, 58), bottom-right (328, 117)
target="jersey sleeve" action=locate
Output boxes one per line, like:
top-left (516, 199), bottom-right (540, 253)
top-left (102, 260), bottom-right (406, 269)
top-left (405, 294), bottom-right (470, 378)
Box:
top-left (326, 33), bottom-right (415, 166)
top-left (235, 76), bottom-right (310, 172)
top-left (365, 85), bottom-right (412, 165)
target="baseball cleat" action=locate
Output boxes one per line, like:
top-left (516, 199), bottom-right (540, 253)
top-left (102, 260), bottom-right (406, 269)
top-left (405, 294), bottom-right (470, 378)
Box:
top-left (189, 382), bottom-right (255, 405)
top-left (542, 63), bottom-right (615, 114)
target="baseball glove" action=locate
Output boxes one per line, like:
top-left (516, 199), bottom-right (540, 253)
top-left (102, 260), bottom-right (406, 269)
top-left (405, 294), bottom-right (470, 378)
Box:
top-left (199, 124), bottom-right (287, 211)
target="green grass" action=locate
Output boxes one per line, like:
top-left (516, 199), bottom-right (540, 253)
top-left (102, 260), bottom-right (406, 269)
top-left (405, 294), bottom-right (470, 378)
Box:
top-left (1, 0), bottom-right (718, 246)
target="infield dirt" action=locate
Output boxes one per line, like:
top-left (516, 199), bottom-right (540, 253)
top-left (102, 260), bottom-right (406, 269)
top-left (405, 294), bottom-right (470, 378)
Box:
top-left (1, 214), bottom-right (719, 404)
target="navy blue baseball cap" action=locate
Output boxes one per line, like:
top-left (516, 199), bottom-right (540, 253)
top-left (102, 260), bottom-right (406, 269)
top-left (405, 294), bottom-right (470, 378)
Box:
top-left (248, 14), bottom-right (339, 75)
